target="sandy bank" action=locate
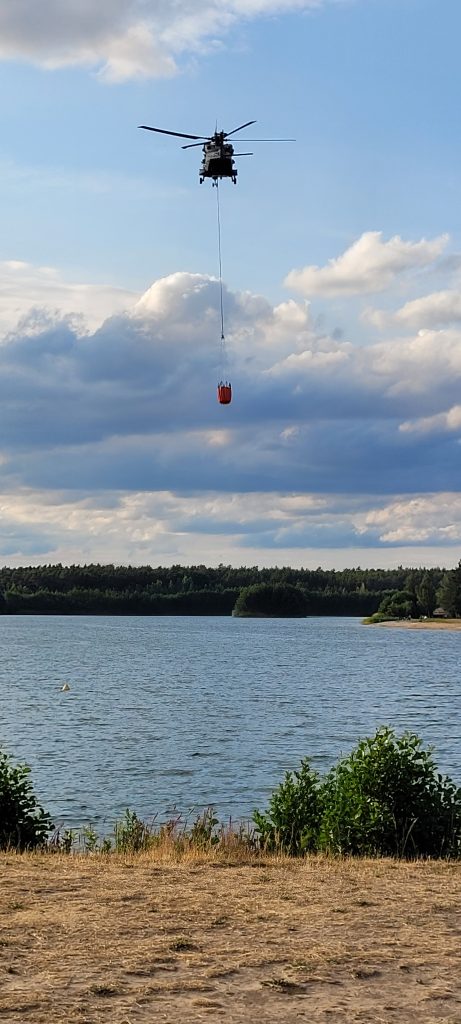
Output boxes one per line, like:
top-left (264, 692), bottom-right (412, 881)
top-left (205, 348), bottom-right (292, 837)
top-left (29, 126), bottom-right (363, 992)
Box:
top-left (373, 618), bottom-right (461, 630)
top-left (0, 853), bottom-right (459, 1023)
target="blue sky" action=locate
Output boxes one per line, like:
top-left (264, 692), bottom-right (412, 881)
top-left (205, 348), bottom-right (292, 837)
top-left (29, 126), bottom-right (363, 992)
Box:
top-left (1, 0), bottom-right (461, 569)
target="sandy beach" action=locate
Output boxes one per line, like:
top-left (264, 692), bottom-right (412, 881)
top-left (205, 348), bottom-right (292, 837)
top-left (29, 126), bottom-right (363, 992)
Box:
top-left (0, 852), bottom-right (460, 1023)
top-left (372, 619), bottom-right (461, 630)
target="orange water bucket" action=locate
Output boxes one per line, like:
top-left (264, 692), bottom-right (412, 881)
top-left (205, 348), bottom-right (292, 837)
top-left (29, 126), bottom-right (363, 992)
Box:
top-left (217, 382), bottom-right (232, 405)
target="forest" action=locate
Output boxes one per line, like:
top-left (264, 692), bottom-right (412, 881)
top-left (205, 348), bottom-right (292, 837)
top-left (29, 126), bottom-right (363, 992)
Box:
top-left (0, 562), bottom-right (458, 616)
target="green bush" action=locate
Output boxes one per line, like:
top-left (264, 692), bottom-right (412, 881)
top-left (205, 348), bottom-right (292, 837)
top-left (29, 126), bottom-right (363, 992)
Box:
top-left (319, 728), bottom-right (461, 857)
top-left (363, 611), bottom-right (396, 624)
top-left (377, 590), bottom-right (417, 619)
top-left (253, 759), bottom-right (322, 854)
top-left (253, 728), bottom-right (461, 859)
top-left (0, 749), bottom-right (53, 850)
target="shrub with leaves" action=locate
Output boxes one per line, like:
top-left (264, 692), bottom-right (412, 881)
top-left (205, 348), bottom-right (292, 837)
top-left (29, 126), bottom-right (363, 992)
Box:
top-left (0, 749), bottom-right (53, 850)
top-left (253, 759), bottom-right (322, 854)
top-left (253, 728), bottom-right (461, 859)
top-left (319, 728), bottom-right (461, 858)
top-left (377, 590), bottom-right (417, 619)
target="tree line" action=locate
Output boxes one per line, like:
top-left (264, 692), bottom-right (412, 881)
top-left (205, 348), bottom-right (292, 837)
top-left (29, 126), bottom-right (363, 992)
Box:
top-left (0, 561), bottom-right (456, 616)
top-left (370, 560), bottom-right (461, 620)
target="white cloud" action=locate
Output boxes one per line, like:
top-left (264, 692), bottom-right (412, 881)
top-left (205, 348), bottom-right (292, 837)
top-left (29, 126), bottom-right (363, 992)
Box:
top-left (367, 328), bottom-right (461, 397)
top-left (267, 345), bottom-right (349, 377)
top-left (0, 487), bottom-right (330, 566)
top-left (1, 488), bottom-right (461, 568)
top-left (355, 494), bottom-right (461, 545)
top-left (285, 231), bottom-right (448, 297)
top-left (399, 404), bottom-right (461, 437)
top-left (2, 265), bottom-right (461, 458)
top-left (2, 263), bottom-right (461, 409)
top-left (0, 260), bottom-right (137, 335)
top-left (365, 289), bottom-right (461, 332)
top-left (1, 259), bottom-right (461, 565)
top-left (0, 0), bottom-right (340, 81)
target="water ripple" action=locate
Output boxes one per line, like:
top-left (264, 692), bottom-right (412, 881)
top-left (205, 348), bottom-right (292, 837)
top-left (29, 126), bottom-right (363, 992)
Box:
top-left (0, 615), bottom-right (460, 827)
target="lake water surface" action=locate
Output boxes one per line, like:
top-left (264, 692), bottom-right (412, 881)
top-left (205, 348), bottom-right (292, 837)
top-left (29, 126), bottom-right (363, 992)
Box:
top-left (0, 615), bottom-right (460, 830)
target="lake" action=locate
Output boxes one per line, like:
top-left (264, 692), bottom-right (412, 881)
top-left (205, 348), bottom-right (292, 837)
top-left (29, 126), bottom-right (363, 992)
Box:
top-left (0, 615), bottom-right (460, 831)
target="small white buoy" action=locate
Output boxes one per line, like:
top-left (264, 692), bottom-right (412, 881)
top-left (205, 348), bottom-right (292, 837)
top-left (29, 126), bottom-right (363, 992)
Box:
top-left (60, 683), bottom-right (71, 692)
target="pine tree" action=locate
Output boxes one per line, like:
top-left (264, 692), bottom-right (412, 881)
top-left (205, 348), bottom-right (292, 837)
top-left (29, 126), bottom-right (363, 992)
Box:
top-left (416, 572), bottom-right (437, 616)
top-left (437, 562), bottom-right (461, 616)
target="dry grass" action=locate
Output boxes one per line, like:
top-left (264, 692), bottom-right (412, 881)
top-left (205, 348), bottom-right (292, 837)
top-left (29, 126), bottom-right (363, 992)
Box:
top-left (0, 851), bottom-right (460, 1022)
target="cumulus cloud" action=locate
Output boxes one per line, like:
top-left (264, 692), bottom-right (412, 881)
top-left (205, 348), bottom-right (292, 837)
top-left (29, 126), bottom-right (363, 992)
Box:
top-left (355, 494), bottom-right (461, 546)
top-left (366, 328), bottom-right (461, 402)
top-left (285, 231), bottom-right (448, 298)
top-left (1, 262), bottom-right (461, 564)
top-left (365, 289), bottom-right (461, 331)
top-left (0, 0), bottom-right (337, 81)
top-left (2, 267), bottom-right (461, 460)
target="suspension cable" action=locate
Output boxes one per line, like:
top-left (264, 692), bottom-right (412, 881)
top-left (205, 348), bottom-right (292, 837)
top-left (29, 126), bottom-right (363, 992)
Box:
top-left (216, 180), bottom-right (225, 341)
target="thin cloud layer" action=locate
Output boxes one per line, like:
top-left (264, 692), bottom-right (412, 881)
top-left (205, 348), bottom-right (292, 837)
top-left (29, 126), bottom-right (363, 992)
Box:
top-left (0, 0), bottom-right (339, 80)
top-left (0, 260), bottom-right (136, 335)
top-left (285, 231), bottom-right (448, 297)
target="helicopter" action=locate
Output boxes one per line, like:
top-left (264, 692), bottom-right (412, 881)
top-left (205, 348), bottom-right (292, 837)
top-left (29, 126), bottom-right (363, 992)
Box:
top-left (138, 120), bottom-right (294, 184)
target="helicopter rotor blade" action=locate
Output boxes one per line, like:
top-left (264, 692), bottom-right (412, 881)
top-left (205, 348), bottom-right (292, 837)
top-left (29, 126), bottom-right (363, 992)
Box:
top-left (181, 141), bottom-right (208, 149)
top-left (231, 138), bottom-right (296, 142)
top-left (138, 126), bottom-right (208, 141)
top-left (224, 120), bottom-right (257, 138)
top-left (233, 152), bottom-right (253, 156)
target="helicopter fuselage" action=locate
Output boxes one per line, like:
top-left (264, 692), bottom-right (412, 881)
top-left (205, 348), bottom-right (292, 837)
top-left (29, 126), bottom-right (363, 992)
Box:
top-left (139, 119), bottom-right (294, 185)
top-left (200, 139), bottom-right (237, 185)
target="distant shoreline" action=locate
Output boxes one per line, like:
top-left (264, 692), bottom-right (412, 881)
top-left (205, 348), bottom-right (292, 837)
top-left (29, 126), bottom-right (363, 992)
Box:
top-left (373, 618), bottom-right (461, 630)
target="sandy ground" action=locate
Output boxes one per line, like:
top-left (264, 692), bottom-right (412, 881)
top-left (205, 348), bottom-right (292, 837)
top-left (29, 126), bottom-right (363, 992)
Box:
top-left (372, 619), bottom-right (461, 630)
top-left (0, 853), bottom-right (460, 1023)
